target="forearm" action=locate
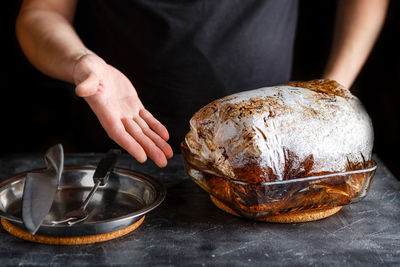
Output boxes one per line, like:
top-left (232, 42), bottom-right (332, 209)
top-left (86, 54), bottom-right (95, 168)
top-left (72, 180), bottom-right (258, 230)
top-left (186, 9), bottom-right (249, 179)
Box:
top-left (323, 0), bottom-right (389, 88)
top-left (16, 3), bottom-right (92, 84)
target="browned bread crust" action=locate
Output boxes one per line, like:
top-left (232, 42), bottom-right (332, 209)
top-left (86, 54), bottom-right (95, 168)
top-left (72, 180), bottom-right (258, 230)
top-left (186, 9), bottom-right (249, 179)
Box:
top-left (182, 79), bottom-right (373, 222)
top-left (184, 79), bottom-right (373, 183)
top-left (286, 79), bottom-right (350, 98)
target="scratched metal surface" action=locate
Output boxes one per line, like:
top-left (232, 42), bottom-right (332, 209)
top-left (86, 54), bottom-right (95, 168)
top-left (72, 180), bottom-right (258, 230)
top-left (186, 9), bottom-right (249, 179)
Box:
top-left (0, 154), bottom-right (399, 266)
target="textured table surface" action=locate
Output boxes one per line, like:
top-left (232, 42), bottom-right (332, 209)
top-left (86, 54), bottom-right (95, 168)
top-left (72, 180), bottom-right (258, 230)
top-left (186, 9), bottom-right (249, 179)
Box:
top-left (0, 154), bottom-right (399, 266)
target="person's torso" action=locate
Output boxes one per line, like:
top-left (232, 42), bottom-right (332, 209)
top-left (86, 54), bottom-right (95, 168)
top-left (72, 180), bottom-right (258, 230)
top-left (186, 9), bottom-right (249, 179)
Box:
top-left (76, 0), bottom-right (299, 150)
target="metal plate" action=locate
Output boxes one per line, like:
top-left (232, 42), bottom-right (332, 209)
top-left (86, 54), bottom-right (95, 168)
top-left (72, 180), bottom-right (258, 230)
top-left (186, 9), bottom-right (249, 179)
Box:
top-left (0, 166), bottom-right (166, 237)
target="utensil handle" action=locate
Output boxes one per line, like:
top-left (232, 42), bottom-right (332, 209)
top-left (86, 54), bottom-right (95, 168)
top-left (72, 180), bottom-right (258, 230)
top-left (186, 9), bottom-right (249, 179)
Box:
top-left (81, 180), bottom-right (101, 211)
top-left (93, 149), bottom-right (121, 186)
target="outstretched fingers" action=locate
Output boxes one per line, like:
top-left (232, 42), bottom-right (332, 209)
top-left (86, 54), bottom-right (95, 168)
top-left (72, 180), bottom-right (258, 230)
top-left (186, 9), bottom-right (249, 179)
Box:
top-left (122, 118), bottom-right (168, 167)
top-left (139, 109), bottom-right (170, 141)
top-left (134, 116), bottom-right (173, 159)
top-left (106, 121), bottom-right (147, 163)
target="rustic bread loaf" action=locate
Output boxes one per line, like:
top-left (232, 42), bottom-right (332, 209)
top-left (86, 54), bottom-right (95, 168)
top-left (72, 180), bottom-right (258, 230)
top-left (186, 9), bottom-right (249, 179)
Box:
top-left (184, 79), bottom-right (373, 183)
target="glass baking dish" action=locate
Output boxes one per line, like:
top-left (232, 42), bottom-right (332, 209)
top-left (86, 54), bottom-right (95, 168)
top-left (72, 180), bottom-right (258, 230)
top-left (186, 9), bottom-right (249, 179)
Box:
top-left (181, 142), bottom-right (377, 222)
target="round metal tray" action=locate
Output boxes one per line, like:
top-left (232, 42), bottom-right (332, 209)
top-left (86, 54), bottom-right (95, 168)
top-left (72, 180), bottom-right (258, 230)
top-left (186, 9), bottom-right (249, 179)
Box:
top-left (0, 166), bottom-right (166, 237)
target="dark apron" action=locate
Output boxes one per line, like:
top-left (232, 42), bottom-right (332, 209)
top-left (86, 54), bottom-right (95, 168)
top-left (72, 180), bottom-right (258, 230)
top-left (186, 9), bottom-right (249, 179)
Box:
top-left (75, 0), bottom-right (298, 151)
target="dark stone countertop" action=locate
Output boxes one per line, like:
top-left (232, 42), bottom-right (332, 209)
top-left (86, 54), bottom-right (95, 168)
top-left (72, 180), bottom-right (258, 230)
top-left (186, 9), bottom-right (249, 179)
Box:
top-left (0, 154), bottom-right (399, 266)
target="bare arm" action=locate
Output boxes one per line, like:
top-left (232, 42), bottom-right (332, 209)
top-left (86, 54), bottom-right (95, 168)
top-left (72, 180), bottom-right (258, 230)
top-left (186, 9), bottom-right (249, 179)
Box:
top-left (16, 0), bottom-right (88, 83)
top-left (323, 0), bottom-right (389, 88)
top-left (16, 0), bottom-right (173, 167)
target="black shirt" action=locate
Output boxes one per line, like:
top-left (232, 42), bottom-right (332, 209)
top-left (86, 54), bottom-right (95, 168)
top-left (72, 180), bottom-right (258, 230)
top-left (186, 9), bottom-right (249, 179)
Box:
top-left (76, 0), bottom-right (299, 151)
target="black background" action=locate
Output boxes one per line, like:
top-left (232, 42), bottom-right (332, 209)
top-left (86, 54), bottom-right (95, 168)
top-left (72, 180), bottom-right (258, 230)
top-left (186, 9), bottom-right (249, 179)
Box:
top-left (2, 1), bottom-right (400, 179)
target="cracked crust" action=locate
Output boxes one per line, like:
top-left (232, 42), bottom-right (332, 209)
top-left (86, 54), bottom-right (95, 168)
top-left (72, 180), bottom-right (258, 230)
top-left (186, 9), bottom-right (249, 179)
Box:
top-left (184, 79), bottom-right (373, 183)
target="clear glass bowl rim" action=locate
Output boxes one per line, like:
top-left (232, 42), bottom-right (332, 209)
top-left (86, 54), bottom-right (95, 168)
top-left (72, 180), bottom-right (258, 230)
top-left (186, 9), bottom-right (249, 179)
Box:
top-left (192, 160), bottom-right (377, 186)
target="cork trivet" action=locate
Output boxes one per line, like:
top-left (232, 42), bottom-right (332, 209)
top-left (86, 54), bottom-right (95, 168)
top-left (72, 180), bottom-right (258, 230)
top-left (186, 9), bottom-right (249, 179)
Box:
top-left (210, 195), bottom-right (342, 223)
top-left (1, 216), bottom-right (145, 245)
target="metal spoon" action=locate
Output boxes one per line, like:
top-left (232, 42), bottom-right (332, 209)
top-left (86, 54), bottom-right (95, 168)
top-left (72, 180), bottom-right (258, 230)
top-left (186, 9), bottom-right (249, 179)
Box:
top-left (51, 180), bottom-right (101, 225)
top-left (51, 149), bottom-right (121, 226)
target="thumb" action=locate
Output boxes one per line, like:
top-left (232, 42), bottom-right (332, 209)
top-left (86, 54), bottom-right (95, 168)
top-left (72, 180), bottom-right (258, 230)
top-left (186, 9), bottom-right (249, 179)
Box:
top-left (75, 72), bottom-right (99, 97)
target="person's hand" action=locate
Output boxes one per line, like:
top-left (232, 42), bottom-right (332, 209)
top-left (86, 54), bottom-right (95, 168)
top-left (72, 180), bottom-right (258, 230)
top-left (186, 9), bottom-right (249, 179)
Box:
top-left (72, 54), bottom-right (173, 167)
